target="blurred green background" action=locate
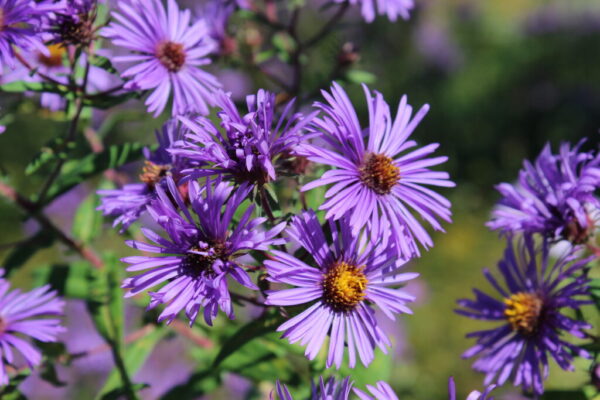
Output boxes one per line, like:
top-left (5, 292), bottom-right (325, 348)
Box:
top-left (1, 0), bottom-right (600, 398)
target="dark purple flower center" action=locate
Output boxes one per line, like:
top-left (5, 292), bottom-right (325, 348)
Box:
top-left (504, 292), bottom-right (544, 336)
top-left (359, 153), bottom-right (400, 195)
top-left (322, 261), bottom-right (368, 312)
top-left (156, 41), bottom-right (186, 72)
top-left (182, 241), bottom-right (228, 279)
top-left (37, 44), bottom-right (66, 68)
top-left (139, 161), bottom-right (170, 189)
top-left (564, 213), bottom-right (595, 245)
top-left (56, 13), bottom-right (94, 46)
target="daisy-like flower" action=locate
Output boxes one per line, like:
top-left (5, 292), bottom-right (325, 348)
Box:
top-left (299, 83), bottom-right (454, 259)
top-left (103, 0), bottom-right (221, 116)
top-left (172, 89), bottom-right (316, 187)
top-left (43, 0), bottom-right (98, 47)
top-left (447, 377), bottom-right (495, 400)
top-left (456, 237), bottom-right (592, 396)
top-left (265, 210), bottom-right (417, 368)
top-left (97, 119), bottom-right (193, 231)
top-left (487, 140), bottom-right (600, 245)
top-left (122, 177), bottom-right (286, 325)
top-left (272, 377), bottom-right (353, 400)
top-left (0, 270), bottom-right (65, 385)
top-left (0, 0), bottom-right (61, 69)
top-left (335, 0), bottom-right (414, 23)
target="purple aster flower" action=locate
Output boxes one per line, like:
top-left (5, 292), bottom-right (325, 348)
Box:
top-left (447, 377), bottom-right (496, 400)
top-left (272, 377), bottom-right (353, 400)
top-left (456, 237), bottom-right (592, 396)
top-left (299, 83), bottom-right (454, 259)
top-left (122, 177), bottom-right (286, 325)
top-left (487, 140), bottom-right (600, 245)
top-left (97, 119), bottom-right (193, 231)
top-left (0, 270), bottom-right (65, 385)
top-left (336, 0), bottom-right (414, 23)
top-left (42, 0), bottom-right (98, 46)
top-left (173, 89), bottom-right (316, 187)
top-left (0, 0), bottom-right (61, 69)
top-left (265, 210), bottom-right (417, 368)
top-left (103, 0), bottom-right (221, 116)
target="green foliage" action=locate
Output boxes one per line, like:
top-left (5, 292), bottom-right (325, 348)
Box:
top-left (37, 142), bottom-right (146, 206)
top-left (3, 230), bottom-right (55, 276)
top-left (25, 137), bottom-right (80, 176)
top-left (72, 194), bottom-right (103, 244)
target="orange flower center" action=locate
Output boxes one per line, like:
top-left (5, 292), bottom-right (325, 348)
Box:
top-left (359, 153), bottom-right (400, 195)
top-left (37, 44), bottom-right (66, 68)
top-left (322, 261), bottom-right (368, 312)
top-left (139, 161), bottom-right (170, 188)
top-left (156, 41), bottom-right (186, 72)
top-left (504, 292), bottom-right (544, 335)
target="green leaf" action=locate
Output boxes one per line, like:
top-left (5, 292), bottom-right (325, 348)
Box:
top-left (100, 384), bottom-right (149, 400)
top-left (25, 137), bottom-right (79, 176)
top-left (32, 262), bottom-right (93, 299)
top-left (83, 92), bottom-right (139, 110)
top-left (96, 326), bottom-right (167, 400)
top-left (212, 309), bottom-right (286, 367)
top-left (3, 230), bottom-right (55, 276)
top-left (91, 55), bottom-right (117, 74)
top-left (72, 194), bottom-right (103, 243)
top-left (0, 80), bottom-right (66, 94)
top-left (0, 368), bottom-right (31, 400)
top-left (345, 70), bottom-right (377, 84)
top-left (39, 361), bottom-right (67, 387)
top-left (161, 369), bottom-right (221, 400)
top-left (38, 142), bottom-right (146, 206)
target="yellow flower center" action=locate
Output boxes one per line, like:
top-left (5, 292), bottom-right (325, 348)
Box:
top-left (359, 153), bottom-right (400, 195)
top-left (156, 41), bottom-right (186, 72)
top-left (37, 44), bottom-right (66, 68)
top-left (139, 161), bottom-right (170, 188)
top-left (322, 261), bottom-right (368, 312)
top-left (504, 292), bottom-right (544, 335)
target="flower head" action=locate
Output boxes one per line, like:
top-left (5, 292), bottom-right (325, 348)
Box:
top-left (300, 83), bottom-right (454, 259)
top-left (173, 90), bottom-right (316, 187)
top-left (0, 0), bottom-right (60, 69)
top-left (43, 0), bottom-right (98, 46)
top-left (336, 0), bottom-right (414, 23)
top-left (103, 0), bottom-right (221, 116)
top-left (122, 177), bottom-right (286, 325)
top-left (97, 120), bottom-right (193, 231)
top-left (487, 140), bottom-right (600, 245)
top-left (456, 237), bottom-right (592, 396)
top-left (265, 210), bottom-right (416, 368)
top-left (0, 270), bottom-right (65, 385)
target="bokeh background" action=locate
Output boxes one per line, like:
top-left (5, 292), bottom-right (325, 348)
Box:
top-left (1, 0), bottom-right (600, 398)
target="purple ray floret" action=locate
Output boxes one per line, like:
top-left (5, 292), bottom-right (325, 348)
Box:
top-left (265, 210), bottom-right (417, 369)
top-left (102, 0), bottom-right (221, 116)
top-left (488, 140), bottom-right (600, 244)
top-left (122, 177), bottom-right (285, 326)
top-left (447, 377), bottom-right (495, 400)
top-left (299, 82), bottom-right (454, 259)
top-left (172, 89), bottom-right (316, 187)
top-left (0, 270), bottom-right (64, 385)
top-left (334, 0), bottom-right (414, 23)
top-left (456, 237), bottom-right (592, 396)
top-left (272, 377), bottom-right (353, 400)
top-left (97, 120), bottom-right (193, 231)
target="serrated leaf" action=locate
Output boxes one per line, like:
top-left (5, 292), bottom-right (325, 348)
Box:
top-left (72, 194), bottom-right (103, 243)
top-left (38, 142), bottom-right (146, 206)
top-left (96, 326), bottom-right (167, 400)
top-left (3, 230), bottom-right (55, 276)
top-left (213, 310), bottom-right (286, 367)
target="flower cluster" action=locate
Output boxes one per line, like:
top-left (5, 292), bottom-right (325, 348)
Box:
top-left (457, 140), bottom-right (600, 396)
